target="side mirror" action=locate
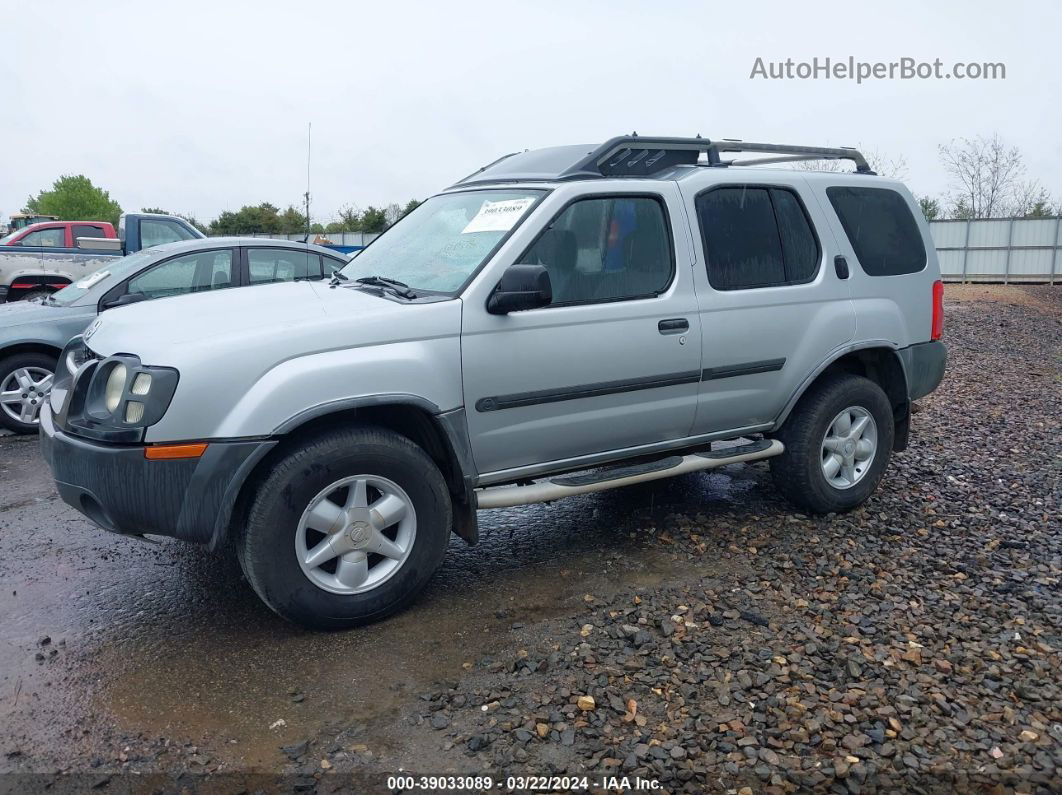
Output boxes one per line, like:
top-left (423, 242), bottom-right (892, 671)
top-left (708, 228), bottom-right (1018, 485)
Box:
top-left (102, 292), bottom-right (148, 310)
top-left (487, 264), bottom-right (552, 315)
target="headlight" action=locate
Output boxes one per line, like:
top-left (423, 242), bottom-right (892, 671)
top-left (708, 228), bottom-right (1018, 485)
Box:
top-left (68, 354), bottom-right (180, 442)
top-left (104, 364), bottom-right (127, 412)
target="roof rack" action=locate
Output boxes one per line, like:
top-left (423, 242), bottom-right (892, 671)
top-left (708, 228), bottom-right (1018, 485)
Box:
top-left (452, 134), bottom-right (875, 187)
top-left (560, 135), bottom-right (874, 178)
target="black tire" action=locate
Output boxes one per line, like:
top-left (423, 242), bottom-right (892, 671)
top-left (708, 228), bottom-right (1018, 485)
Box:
top-left (237, 425), bottom-right (452, 630)
top-left (770, 373), bottom-right (894, 514)
top-left (0, 352), bottom-right (57, 434)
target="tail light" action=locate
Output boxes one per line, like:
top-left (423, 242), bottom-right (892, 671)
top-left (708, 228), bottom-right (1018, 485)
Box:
top-left (931, 279), bottom-right (944, 340)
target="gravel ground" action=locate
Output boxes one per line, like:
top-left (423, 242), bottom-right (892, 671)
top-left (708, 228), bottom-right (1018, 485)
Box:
top-left (283, 286), bottom-right (1060, 792)
top-left (2, 286), bottom-right (1058, 793)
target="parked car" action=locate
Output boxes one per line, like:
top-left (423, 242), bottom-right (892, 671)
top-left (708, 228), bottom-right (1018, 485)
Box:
top-left (0, 212), bottom-right (203, 302)
top-left (40, 135), bottom-right (946, 630)
top-left (0, 237), bottom-right (347, 433)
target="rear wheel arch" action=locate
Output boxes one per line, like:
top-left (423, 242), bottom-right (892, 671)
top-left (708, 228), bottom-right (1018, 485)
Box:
top-left (7, 274), bottom-right (72, 300)
top-left (776, 346), bottom-right (911, 451)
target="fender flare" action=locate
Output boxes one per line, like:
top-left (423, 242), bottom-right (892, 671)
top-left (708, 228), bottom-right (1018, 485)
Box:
top-left (772, 341), bottom-right (909, 429)
top-left (209, 394), bottom-right (480, 549)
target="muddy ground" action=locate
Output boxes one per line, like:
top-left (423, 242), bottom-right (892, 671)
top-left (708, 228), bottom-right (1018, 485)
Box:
top-left (0, 285), bottom-right (1058, 793)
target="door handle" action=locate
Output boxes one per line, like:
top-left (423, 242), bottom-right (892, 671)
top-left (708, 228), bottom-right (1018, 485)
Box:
top-left (834, 255), bottom-right (850, 280)
top-left (658, 318), bottom-right (689, 335)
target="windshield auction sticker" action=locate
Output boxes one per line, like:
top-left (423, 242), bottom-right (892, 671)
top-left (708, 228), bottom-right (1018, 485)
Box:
top-left (462, 198), bottom-right (535, 234)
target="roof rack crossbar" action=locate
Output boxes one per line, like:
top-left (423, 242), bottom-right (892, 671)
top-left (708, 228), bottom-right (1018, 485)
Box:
top-left (710, 141), bottom-right (873, 173)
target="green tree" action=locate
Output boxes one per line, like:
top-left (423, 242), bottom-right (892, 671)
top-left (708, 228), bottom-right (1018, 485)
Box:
top-left (209, 203), bottom-right (284, 235)
top-left (949, 198), bottom-right (974, 220)
top-left (918, 196), bottom-right (941, 221)
top-left (330, 205), bottom-right (362, 232)
top-left (358, 206), bottom-right (388, 234)
top-left (25, 175), bottom-right (122, 228)
top-left (277, 205), bottom-right (308, 234)
top-left (401, 199), bottom-right (422, 218)
top-left (1024, 200), bottom-right (1055, 218)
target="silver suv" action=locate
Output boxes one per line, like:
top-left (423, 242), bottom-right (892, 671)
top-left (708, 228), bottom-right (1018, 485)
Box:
top-left (40, 135), bottom-right (947, 630)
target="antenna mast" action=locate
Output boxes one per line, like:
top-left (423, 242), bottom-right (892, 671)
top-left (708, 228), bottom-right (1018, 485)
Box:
top-left (304, 122), bottom-right (312, 239)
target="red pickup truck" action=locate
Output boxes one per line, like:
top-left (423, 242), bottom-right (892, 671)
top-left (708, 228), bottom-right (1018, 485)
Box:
top-left (0, 220), bottom-right (117, 249)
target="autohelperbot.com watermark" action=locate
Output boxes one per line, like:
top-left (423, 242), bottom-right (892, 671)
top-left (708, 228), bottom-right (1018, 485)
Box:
top-left (750, 56), bottom-right (1006, 83)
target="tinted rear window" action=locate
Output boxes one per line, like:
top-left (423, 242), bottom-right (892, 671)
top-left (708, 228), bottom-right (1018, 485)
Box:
top-left (826, 186), bottom-right (926, 276)
top-left (696, 186), bottom-right (819, 290)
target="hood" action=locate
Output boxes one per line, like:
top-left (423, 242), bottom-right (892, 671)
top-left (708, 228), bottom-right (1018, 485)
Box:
top-left (82, 280), bottom-right (457, 362)
top-left (0, 300), bottom-right (93, 331)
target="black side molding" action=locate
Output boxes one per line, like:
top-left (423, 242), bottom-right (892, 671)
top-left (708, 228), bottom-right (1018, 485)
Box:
top-left (702, 358), bottom-right (786, 381)
top-left (475, 370), bottom-right (702, 413)
top-left (476, 358), bottom-right (787, 413)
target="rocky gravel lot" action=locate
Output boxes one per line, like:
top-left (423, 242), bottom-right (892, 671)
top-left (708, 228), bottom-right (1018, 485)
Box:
top-left (2, 286), bottom-right (1059, 794)
top-left (291, 286), bottom-right (1060, 792)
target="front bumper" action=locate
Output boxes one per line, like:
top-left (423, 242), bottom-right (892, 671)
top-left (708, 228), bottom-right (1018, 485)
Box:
top-left (40, 405), bottom-right (275, 546)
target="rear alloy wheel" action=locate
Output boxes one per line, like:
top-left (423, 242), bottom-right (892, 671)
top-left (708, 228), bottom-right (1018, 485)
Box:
top-left (820, 406), bottom-right (878, 489)
top-left (238, 425), bottom-right (451, 630)
top-left (0, 353), bottom-right (56, 434)
top-left (770, 373), bottom-right (894, 514)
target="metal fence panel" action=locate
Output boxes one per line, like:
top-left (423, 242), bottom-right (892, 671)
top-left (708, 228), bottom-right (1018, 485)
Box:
top-left (929, 222), bottom-right (968, 248)
top-left (929, 216), bottom-right (1060, 283)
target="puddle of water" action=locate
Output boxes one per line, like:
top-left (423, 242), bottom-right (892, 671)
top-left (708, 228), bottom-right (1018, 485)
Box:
top-left (95, 546), bottom-right (700, 769)
top-left (0, 428), bottom-right (768, 771)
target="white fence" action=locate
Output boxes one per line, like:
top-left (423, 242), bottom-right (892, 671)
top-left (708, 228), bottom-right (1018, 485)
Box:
top-left (929, 217), bottom-right (1061, 283)
top-left (244, 231), bottom-right (380, 249)
top-left (239, 218), bottom-right (1062, 284)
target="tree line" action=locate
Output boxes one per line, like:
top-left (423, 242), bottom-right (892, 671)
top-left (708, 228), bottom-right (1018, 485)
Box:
top-left (20, 179), bottom-right (422, 237)
top-left (15, 133), bottom-right (1057, 234)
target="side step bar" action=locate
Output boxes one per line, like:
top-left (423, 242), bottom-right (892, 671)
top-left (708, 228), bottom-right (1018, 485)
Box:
top-left (475, 439), bottom-right (784, 510)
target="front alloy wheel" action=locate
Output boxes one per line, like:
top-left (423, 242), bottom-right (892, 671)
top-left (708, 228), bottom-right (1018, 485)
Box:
top-left (296, 475), bottom-right (417, 595)
top-left (238, 425), bottom-right (452, 630)
top-left (0, 352), bottom-right (57, 433)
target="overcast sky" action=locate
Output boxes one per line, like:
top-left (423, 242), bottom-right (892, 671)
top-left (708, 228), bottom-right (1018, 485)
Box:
top-left (2, 0), bottom-right (1059, 224)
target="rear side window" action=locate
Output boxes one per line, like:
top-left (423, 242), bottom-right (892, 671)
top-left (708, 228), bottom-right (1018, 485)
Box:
top-left (696, 186), bottom-right (819, 290)
top-left (826, 186), bottom-right (926, 276)
top-left (72, 224), bottom-right (107, 243)
top-left (140, 218), bottom-right (197, 249)
top-left (248, 248), bottom-right (322, 283)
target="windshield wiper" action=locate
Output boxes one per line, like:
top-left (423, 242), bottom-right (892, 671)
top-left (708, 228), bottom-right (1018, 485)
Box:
top-left (354, 275), bottom-right (418, 299)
